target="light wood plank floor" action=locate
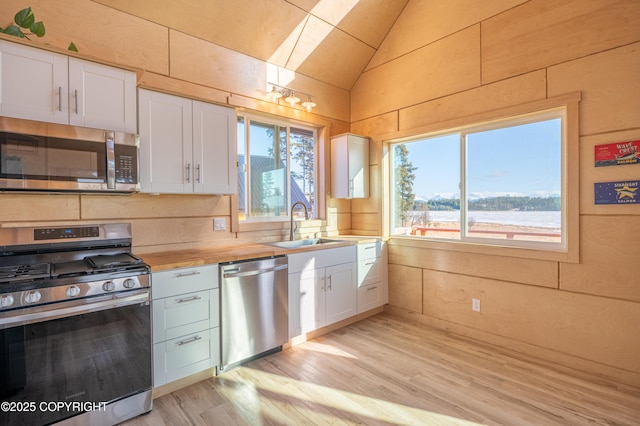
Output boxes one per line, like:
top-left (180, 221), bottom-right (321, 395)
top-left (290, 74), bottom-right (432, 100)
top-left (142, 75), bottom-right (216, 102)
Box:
top-left (125, 313), bottom-right (640, 425)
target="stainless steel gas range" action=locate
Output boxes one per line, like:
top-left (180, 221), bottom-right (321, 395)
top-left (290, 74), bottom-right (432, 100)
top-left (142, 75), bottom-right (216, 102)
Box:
top-left (0, 223), bottom-right (152, 426)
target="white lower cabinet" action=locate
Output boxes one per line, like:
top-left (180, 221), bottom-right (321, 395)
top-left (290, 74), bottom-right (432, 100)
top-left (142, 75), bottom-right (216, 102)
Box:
top-left (356, 241), bottom-right (388, 313)
top-left (152, 264), bottom-right (220, 387)
top-left (288, 246), bottom-right (357, 338)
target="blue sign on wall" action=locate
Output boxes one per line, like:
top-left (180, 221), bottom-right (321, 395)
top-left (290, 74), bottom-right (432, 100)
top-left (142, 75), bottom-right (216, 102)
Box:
top-left (594, 180), bottom-right (639, 204)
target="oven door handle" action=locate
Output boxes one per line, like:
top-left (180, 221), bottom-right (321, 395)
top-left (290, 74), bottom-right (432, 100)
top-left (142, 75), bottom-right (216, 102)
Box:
top-left (0, 290), bottom-right (150, 329)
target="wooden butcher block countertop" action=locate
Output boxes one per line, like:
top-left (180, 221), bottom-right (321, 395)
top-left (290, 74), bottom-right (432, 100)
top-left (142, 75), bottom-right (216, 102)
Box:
top-left (138, 239), bottom-right (371, 272)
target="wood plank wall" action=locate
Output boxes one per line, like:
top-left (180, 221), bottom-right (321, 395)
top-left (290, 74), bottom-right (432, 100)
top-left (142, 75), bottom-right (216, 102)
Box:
top-left (350, 0), bottom-right (640, 388)
top-left (1, 0), bottom-right (639, 390)
top-left (0, 0), bottom-right (353, 253)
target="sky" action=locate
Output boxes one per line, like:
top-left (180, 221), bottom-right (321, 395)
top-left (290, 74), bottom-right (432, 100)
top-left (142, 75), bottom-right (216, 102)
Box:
top-left (399, 118), bottom-right (562, 200)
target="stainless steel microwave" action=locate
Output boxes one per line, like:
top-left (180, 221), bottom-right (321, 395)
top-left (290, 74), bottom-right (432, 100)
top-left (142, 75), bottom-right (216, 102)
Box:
top-left (0, 117), bottom-right (139, 192)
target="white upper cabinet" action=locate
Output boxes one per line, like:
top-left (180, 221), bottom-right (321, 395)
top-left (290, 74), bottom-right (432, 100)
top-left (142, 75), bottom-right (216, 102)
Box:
top-left (0, 41), bottom-right (68, 124)
top-left (192, 100), bottom-right (237, 194)
top-left (331, 133), bottom-right (370, 198)
top-left (68, 58), bottom-right (136, 133)
top-left (138, 89), bottom-right (237, 195)
top-left (0, 40), bottom-right (136, 133)
top-left (138, 89), bottom-right (193, 194)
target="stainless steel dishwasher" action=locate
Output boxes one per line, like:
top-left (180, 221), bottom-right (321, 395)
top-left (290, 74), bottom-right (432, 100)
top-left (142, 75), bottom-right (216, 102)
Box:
top-left (220, 255), bottom-right (288, 371)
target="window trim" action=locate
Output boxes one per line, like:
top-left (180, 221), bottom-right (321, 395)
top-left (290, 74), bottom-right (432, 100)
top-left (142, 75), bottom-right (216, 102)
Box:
top-left (381, 93), bottom-right (581, 263)
top-left (236, 111), bottom-right (322, 224)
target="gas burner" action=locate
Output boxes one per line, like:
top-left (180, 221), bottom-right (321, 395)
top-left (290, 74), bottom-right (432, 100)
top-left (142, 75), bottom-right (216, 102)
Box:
top-left (0, 262), bottom-right (50, 283)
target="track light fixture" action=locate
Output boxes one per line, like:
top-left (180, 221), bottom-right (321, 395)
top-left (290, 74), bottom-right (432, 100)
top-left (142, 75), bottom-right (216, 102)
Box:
top-left (266, 83), bottom-right (316, 112)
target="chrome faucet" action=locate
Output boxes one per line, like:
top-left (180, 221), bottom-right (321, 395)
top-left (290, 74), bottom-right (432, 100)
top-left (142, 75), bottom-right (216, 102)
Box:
top-left (290, 201), bottom-right (309, 240)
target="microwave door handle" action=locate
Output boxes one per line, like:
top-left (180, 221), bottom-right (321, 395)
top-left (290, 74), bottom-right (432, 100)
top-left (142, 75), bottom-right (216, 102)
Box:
top-left (106, 132), bottom-right (116, 189)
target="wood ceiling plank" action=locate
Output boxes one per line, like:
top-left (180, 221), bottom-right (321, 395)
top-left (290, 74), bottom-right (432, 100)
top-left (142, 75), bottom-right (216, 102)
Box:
top-left (368, 0), bottom-right (527, 70)
top-left (287, 15), bottom-right (375, 89)
top-left (94, 0), bottom-right (308, 67)
top-left (288, 0), bottom-right (409, 47)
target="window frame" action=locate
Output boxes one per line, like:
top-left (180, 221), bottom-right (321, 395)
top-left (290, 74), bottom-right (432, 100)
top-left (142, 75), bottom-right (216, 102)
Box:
top-left (382, 93), bottom-right (580, 263)
top-left (237, 111), bottom-right (320, 223)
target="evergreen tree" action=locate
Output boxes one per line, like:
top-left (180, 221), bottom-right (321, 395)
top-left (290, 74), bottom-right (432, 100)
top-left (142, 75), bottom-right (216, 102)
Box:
top-left (394, 144), bottom-right (417, 227)
top-left (290, 130), bottom-right (315, 207)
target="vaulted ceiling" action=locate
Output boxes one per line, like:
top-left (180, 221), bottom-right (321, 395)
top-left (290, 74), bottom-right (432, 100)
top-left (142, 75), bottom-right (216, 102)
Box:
top-left (93, 0), bottom-right (409, 90)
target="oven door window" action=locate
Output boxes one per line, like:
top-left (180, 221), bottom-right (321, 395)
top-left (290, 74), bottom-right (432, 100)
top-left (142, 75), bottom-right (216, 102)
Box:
top-left (0, 302), bottom-right (151, 426)
top-left (0, 132), bottom-right (106, 183)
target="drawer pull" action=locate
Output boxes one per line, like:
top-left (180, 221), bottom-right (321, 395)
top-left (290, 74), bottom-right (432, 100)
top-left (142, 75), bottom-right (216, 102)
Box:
top-left (175, 295), bottom-right (202, 303)
top-left (176, 335), bottom-right (202, 346)
top-left (364, 246), bottom-right (375, 250)
top-left (367, 286), bottom-right (378, 291)
top-left (365, 262), bottom-right (376, 266)
top-left (175, 271), bottom-right (201, 278)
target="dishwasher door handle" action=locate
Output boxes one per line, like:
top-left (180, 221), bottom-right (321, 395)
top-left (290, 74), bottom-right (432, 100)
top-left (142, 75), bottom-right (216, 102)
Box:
top-left (223, 264), bottom-right (288, 279)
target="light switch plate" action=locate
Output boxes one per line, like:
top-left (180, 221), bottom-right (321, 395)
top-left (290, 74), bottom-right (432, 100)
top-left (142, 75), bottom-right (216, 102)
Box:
top-left (472, 298), bottom-right (481, 312)
top-left (213, 217), bottom-right (226, 231)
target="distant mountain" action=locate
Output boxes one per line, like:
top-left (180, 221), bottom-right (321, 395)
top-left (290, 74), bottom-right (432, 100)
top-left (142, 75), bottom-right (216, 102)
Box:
top-left (415, 193), bottom-right (561, 211)
top-left (419, 191), bottom-right (560, 201)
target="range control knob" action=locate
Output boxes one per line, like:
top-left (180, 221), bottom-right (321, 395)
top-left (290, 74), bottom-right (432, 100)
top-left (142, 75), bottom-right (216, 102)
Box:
top-left (24, 290), bottom-right (42, 304)
top-left (102, 281), bottom-right (116, 292)
top-left (123, 278), bottom-right (136, 289)
top-left (66, 285), bottom-right (81, 297)
top-left (0, 294), bottom-right (14, 308)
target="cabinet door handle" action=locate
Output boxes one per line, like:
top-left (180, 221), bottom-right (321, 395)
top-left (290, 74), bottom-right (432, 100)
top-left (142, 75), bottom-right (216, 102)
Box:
top-left (175, 271), bottom-right (201, 278)
top-left (321, 276), bottom-right (325, 292)
top-left (367, 286), bottom-right (378, 291)
top-left (185, 163), bottom-right (191, 183)
top-left (196, 164), bottom-right (201, 183)
top-left (327, 275), bottom-right (332, 291)
top-left (74, 89), bottom-right (78, 114)
top-left (175, 295), bottom-right (202, 303)
top-left (176, 335), bottom-right (202, 346)
top-left (58, 86), bottom-right (62, 111)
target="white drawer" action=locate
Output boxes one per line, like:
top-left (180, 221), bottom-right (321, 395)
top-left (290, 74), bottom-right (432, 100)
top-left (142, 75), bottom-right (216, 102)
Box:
top-left (357, 258), bottom-right (381, 287)
top-left (153, 327), bottom-right (220, 387)
top-left (357, 283), bottom-right (382, 313)
top-left (153, 288), bottom-right (219, 343)
top-left (357, 242), bottom-right (380, 260)
top-left (152, 264), bottom-right (218, 299)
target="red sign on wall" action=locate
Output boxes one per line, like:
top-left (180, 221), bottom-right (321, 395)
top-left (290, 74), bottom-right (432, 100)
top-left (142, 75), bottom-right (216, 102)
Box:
top-left (594, 140), bottom-right (640, 167)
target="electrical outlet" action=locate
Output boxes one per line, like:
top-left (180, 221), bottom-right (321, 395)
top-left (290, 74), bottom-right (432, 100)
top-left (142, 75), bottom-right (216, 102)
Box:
top-left (213, 217), bottom-right (226, 231)
top-left (472, 298), bottom-right (481, 312)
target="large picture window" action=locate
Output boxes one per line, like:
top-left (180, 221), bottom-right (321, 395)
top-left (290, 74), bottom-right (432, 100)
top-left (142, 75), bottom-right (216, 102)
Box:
top-left (390, 108), bottom-right (566, 250)
top-left (238, 113), bottom-right (317, 221)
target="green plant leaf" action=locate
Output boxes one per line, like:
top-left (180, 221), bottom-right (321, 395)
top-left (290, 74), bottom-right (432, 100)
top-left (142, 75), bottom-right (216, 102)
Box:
top-left (68, 42), bottom-right (78, 52)
top-left (14, 7), bottom-right (34, 28)
top-left (30, 21), bottom-right (45, 37)
top-left (2, 26), bottom-right (25, 38)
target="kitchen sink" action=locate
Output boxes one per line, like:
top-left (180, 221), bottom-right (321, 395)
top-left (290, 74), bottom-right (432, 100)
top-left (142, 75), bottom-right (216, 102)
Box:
top-left (264, 238), bottom-right (343, 249)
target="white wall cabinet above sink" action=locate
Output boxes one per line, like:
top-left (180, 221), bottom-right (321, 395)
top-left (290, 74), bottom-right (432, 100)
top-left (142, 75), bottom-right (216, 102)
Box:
top-left (0, 40), bottom-right (136, 133)
top-left (331, 133), bottom-right (369, 199)
top-left (138, 89), bottom-right (237, 194)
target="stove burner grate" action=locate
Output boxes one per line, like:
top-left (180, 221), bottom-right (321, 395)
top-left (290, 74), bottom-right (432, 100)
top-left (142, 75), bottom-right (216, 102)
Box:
top-left (0, 262), bottom-right (51, 282)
